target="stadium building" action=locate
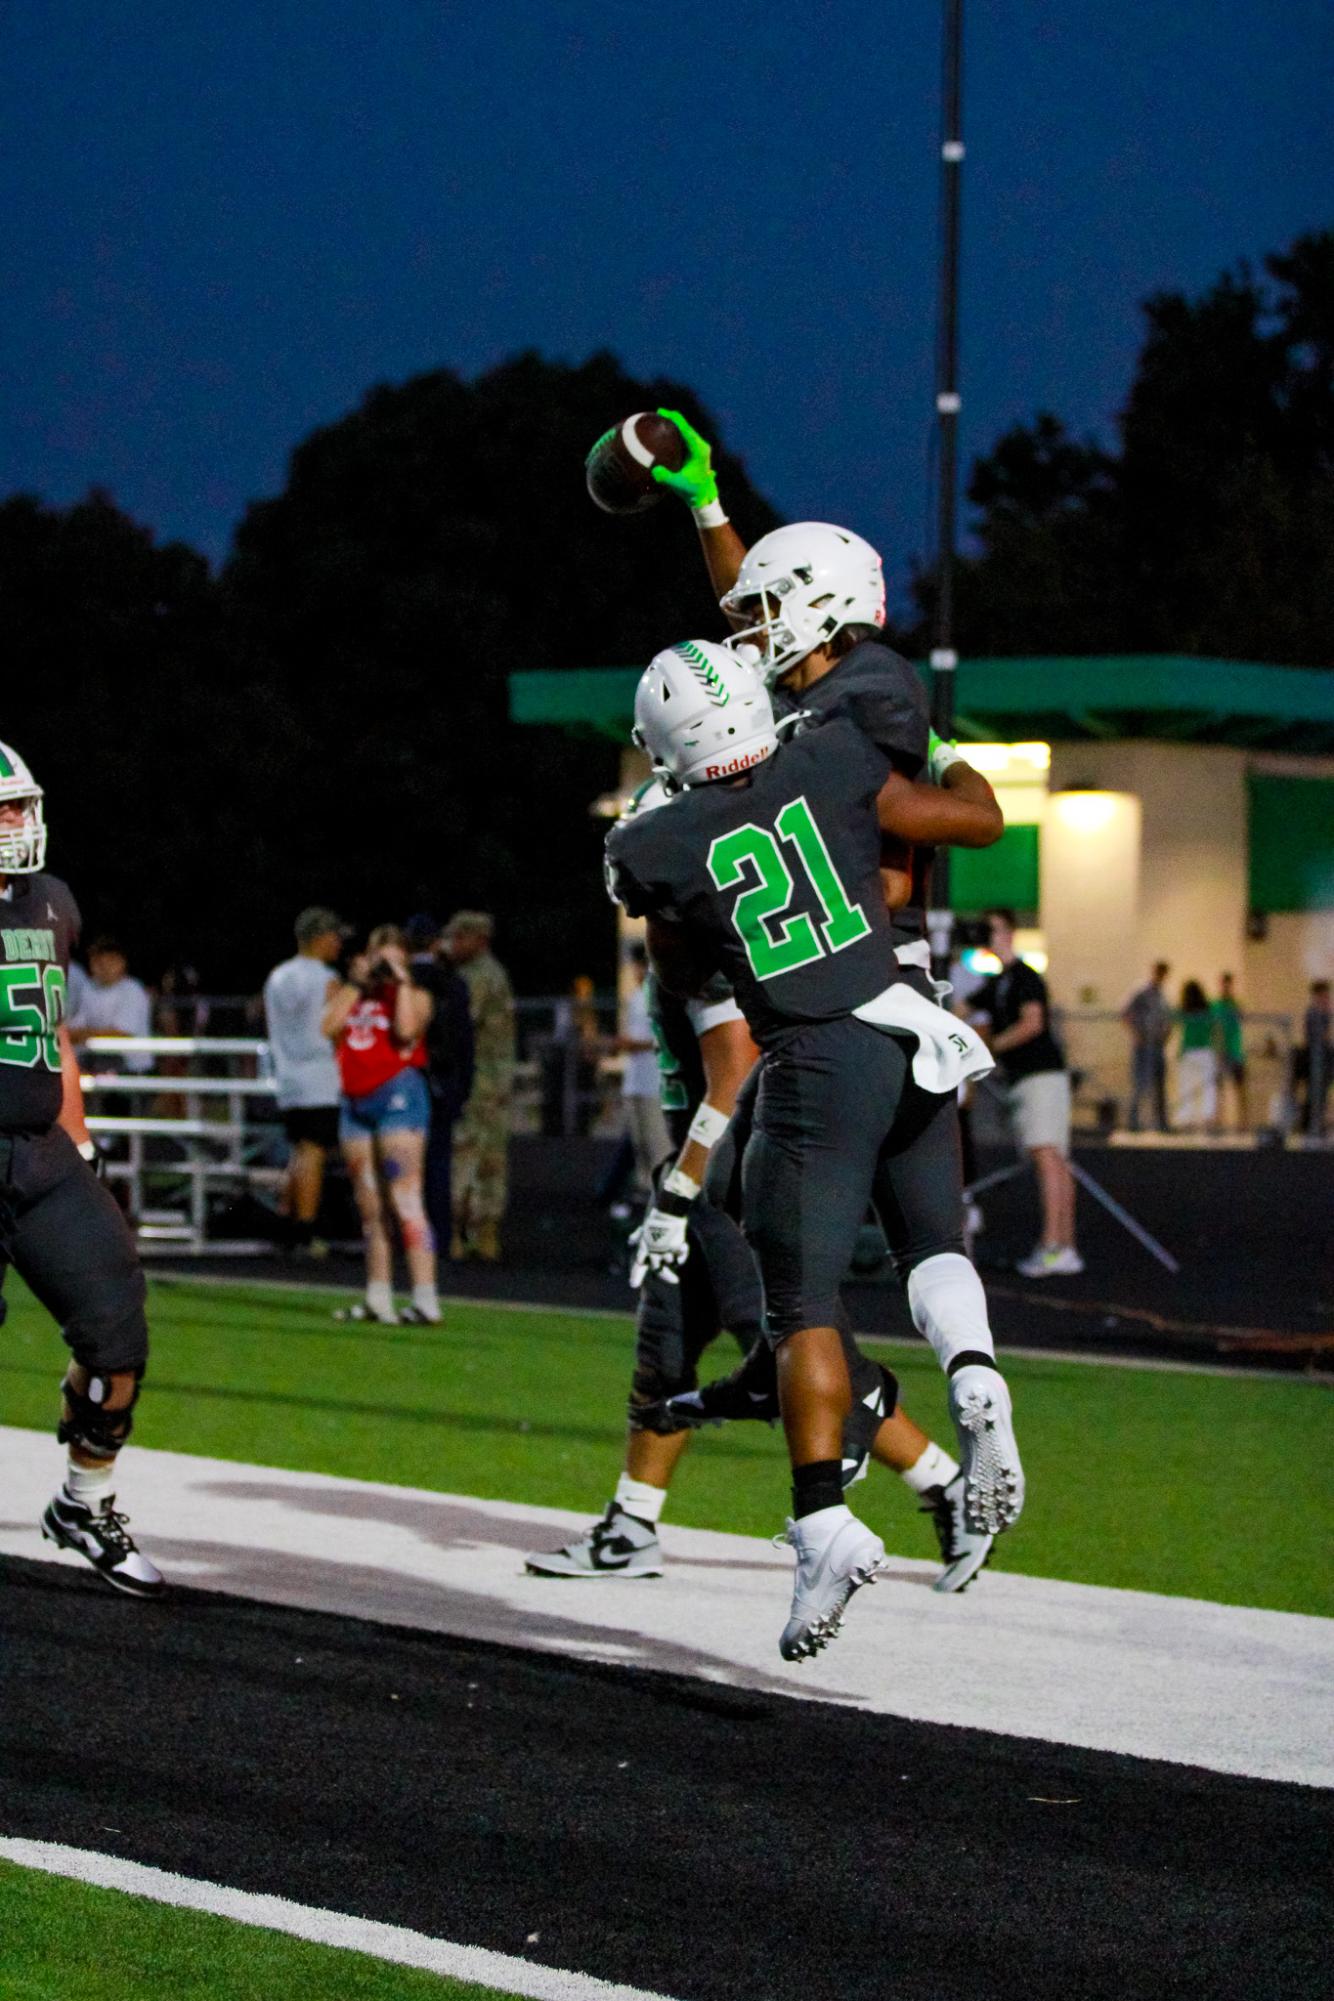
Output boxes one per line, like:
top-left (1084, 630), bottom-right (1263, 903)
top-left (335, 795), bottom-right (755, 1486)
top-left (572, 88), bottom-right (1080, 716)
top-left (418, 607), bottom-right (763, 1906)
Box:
top-left (513, 654), bottom-right (1334, 1123)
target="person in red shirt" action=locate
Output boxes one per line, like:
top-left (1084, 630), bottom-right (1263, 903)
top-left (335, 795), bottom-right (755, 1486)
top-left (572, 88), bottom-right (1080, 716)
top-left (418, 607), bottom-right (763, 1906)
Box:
top-left (322, 925), bottom-right (439, 1325)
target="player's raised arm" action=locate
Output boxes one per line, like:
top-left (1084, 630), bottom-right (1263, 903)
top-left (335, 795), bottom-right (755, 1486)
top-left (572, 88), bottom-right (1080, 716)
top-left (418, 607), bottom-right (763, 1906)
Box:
top-left (652, 410), bottom-right (748, 603)
top-left (876, 736), bottom-right (1004, 850)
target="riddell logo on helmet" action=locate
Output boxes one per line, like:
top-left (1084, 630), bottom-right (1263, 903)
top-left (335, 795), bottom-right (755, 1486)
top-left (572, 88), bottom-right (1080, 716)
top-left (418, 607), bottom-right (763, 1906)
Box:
top-left (703, 747), bottom-right (770, 780)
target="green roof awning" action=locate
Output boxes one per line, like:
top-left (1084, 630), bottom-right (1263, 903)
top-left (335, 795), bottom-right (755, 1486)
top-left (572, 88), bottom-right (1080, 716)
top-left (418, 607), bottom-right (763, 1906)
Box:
top-left (510, 656), bottom-right (1334, 753)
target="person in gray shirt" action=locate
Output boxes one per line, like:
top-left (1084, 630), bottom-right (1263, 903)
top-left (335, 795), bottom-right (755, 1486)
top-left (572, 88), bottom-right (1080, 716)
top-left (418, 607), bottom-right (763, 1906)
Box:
top-left (263, 906), bottom-right (346, 1251)
top-left (1121, 961), bottom-right (1173, 1132)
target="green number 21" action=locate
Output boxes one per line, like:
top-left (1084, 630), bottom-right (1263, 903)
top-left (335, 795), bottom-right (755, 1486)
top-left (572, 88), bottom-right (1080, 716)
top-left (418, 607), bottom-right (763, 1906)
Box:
top-left (706, 795), bottom-right (871, 981)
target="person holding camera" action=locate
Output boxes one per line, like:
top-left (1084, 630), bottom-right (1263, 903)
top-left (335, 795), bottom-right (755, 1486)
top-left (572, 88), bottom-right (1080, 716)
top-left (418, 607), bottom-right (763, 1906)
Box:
top-left (321, 924), bottom-right (440, 1326)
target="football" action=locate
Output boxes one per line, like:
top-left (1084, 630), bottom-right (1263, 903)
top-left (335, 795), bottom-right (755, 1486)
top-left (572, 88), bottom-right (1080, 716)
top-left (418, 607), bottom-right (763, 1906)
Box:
top-left (585, 412), bottom-right (687, 514)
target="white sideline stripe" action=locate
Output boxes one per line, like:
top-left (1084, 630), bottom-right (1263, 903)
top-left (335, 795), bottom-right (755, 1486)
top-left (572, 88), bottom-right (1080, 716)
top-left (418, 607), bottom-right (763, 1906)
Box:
top-left (3, 1428), bottom-right (1331, 1786)
top-left (142, 1272), bottom-right (1320, 1382)
top-left (0, 1839), bottom-right (681, 2001)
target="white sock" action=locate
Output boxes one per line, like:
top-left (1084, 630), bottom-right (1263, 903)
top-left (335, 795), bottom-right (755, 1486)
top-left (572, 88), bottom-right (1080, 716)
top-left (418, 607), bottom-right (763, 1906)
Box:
top-left (366, 1280), bottom-right (395, 1320)
top-left (65, 1458), bottom-right (115, 1508)
top-left (614, 1474), bottom-right (667, 1525)
top-left (900, 1441), bottom-right (960, 1495)
top-left (411, 1283), bottom-right (441, 1322)
top-left (907, 1252), bottom-right (997, 1373)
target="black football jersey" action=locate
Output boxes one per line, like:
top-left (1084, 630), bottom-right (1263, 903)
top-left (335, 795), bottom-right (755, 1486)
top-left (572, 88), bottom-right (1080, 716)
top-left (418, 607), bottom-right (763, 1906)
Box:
top-left (772, 639), bottom-right (932, 946)
top-left (0, 871), bottom-right (81, 1131)
top-left (608, 721), bottom-right (900, 1047)
top-left (772, 639), bottom-right (928, 773)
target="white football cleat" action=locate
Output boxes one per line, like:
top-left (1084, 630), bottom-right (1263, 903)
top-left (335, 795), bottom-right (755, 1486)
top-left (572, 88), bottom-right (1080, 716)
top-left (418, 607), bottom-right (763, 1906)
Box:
top-left (524, 1503), bottom-right (663, 1579)
top-left (778, 1505), bottom-right (886, 1661)
top-left (948, 1365), bottom-right (1025, 1534)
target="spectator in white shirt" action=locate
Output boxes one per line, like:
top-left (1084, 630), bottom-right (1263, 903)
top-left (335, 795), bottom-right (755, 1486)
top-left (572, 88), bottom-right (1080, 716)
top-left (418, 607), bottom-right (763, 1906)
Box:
top-left (616, 944), bottom-right (671, 1201)
top-left (263, 907), bottom-right (347, 1253)
top-left (67, 938), bottom-right (153, 1073)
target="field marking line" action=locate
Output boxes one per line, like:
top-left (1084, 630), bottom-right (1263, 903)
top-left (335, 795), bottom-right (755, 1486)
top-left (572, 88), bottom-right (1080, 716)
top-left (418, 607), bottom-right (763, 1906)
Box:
top-left (4, 1427), bottom-right (1331, 1784)
top-left (142, 1272), bottom-right (1325, 1383)
top-left (0, 1838), bottom-right (683, 2001)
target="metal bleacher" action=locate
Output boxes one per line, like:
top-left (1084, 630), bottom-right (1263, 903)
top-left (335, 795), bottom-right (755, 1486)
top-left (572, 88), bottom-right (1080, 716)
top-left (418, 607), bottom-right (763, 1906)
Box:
top-left (80, 1035), bottom-right (279, 1254)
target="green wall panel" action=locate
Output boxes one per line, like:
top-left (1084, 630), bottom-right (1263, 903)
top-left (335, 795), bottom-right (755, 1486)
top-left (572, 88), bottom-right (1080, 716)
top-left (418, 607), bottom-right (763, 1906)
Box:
top-left (1248, 777), bottom-right (1334, 912)
top-left (950, 823), bottom-right (1040, 915)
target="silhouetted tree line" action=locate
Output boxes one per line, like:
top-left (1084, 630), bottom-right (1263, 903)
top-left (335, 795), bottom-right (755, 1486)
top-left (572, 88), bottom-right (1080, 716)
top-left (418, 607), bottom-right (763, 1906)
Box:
top-left (908, 229), bottom-right (1334, 661)
top-left (1, 354), bottom-right (778, 993)
top-left (2, 233), bottom-right (1328, 992)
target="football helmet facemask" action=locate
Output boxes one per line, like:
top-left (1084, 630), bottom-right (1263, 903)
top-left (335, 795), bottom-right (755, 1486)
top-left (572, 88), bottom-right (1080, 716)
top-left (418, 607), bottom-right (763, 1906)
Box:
top-left (0, 741), bottom-right (47, 874)
top-left (719, 522), bottom-right (886, 685)
top-left (621, 773), bottom-right (674, 820)
top-left (633, 640), bottom-right (777, 789)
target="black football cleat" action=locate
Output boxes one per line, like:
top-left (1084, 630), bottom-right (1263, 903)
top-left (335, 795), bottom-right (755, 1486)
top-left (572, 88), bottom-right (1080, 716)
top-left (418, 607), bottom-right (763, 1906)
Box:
top-left (42, 1490), bottom-right (166, 1599)
top-left (923, 1472), bottom-right (994, 1593)
top-left (666, 1351), bottom-right (780, 1430)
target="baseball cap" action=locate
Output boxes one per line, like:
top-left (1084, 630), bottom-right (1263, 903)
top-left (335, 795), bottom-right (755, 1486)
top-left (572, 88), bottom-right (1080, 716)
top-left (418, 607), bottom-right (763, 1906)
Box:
top-left (295, 905), bottom-right (348, 945)
top-left (444, 909), bottom-right (494, 939)
top-left (403, 911), bottom-right (442, 951)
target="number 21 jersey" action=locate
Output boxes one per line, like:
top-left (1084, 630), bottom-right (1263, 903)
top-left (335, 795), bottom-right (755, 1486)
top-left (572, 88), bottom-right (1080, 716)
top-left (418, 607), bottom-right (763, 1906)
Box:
top-left (607, 720), bottom-right (899, 1048)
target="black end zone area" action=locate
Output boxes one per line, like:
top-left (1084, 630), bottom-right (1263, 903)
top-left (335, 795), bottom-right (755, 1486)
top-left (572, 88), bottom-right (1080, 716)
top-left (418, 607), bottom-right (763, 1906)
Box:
top-left (2, 1557), bottom-right (1327, 2001)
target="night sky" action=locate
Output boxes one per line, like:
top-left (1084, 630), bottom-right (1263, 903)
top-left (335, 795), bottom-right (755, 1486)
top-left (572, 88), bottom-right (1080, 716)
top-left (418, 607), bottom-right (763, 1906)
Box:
top-left (4, 1), bottom-right (1330, 615)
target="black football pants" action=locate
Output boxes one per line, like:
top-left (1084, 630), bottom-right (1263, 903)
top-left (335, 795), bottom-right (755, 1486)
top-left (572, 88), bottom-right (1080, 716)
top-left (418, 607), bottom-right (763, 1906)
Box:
top-left (743, 1018), bottom-right (965, 1344)
top-left (0, 1127), bottom-right (149, 1373)
top-left (632, 1125), bottom-right (764, 1414)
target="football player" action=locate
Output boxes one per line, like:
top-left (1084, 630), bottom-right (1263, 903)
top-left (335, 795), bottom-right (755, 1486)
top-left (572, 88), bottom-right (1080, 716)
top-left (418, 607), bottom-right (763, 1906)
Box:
top-left (527, 792), bottom-right (993, 1593)
top-left (653, 411), bottom-right (933, 947)
top-left (650, 418), bottom-right (1011, 1404)
top-left (606, 644), bottom-right (1020, 1659)
top-left (0, 740), bottom-right (163, 1596)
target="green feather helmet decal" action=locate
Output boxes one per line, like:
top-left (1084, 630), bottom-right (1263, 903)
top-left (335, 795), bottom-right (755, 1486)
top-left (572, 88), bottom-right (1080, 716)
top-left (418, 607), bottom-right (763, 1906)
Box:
top-left (672, 639), bottom-right (730, 707)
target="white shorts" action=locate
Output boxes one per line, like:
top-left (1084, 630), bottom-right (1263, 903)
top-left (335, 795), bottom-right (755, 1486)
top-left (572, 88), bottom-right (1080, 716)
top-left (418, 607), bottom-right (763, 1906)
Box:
top-left (1008, 1069), bottom-right (1071, 1157)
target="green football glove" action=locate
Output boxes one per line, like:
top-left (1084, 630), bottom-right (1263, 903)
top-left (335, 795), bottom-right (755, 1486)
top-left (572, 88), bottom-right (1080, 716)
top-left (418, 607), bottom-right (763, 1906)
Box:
top-left (651, 409), bottom-right (720, 510)
top-left (929, 729), bottom-right (963, 783)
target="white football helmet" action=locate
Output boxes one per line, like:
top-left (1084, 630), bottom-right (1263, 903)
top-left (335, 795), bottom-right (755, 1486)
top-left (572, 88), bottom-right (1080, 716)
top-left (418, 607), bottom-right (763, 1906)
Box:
top-left (633, 639), bottom-right (777, 788)
top-left (0, 740), bottom-right (47, 874)
top-left (719, 522), bottom-right (886, 684)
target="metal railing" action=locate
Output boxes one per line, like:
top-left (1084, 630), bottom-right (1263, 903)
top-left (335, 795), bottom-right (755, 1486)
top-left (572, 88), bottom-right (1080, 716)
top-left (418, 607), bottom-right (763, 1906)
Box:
top-left (1051, 1009), bottom-right (1297, 1134)
top-left (77, 998), bottom-right (1311, 1254)
top-left (77, 1006), bottom-right (635, 1251)
top-left (80, 1037), bottom-right (279, 1252)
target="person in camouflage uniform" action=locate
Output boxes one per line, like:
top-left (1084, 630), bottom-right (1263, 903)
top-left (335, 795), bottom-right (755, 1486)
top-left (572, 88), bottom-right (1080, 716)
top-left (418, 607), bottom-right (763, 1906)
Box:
top-left (444, 911), bottom-right (515, 1261)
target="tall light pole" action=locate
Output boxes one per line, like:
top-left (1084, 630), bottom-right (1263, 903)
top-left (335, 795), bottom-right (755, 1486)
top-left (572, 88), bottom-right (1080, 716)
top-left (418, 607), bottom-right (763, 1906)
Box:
top-left (930, 0), bottom-right (964, 934)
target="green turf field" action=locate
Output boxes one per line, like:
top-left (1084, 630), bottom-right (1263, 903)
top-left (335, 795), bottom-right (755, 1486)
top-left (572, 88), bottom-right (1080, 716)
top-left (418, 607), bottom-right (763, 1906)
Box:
top-left (1, 1274), bottom-right (1330, 1616)
top-left (0, 1861), bottom-right (518, 2001)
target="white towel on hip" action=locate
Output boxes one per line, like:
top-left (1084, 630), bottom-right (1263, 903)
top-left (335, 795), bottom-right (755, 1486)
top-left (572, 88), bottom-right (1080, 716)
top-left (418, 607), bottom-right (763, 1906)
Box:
top-left (852, 980), bottom-right (995, 1095)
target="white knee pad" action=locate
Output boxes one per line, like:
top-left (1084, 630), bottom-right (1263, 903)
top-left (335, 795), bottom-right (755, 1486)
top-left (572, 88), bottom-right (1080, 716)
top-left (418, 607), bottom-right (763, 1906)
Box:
top-left (906, 1252), bottom-right (995, 1373)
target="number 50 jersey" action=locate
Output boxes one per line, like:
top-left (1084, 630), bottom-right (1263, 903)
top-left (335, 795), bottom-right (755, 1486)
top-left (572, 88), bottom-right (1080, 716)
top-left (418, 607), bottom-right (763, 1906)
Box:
top-left (607, 719), bottom-right (899, 1049)
top-left (0, 871), bottom-right (80, 1132)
